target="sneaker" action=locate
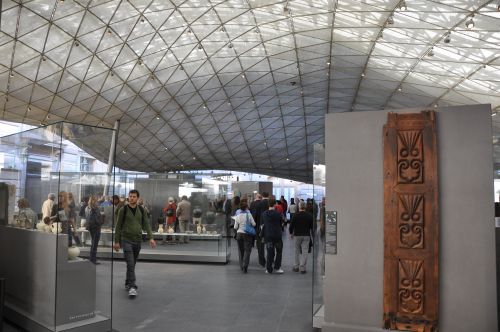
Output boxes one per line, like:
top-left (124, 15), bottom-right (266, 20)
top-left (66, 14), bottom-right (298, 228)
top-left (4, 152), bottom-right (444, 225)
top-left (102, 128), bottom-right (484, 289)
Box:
top-left (292, 267), bottom-right (299, 272)
top-left (300, 270), bottom-right (307, 274)
top-left (128, 288), bottom-right (137, 297)
top-left (265, 270), bottom-right (270, 274)
top-left (275, 269), bottom-right (284, 274)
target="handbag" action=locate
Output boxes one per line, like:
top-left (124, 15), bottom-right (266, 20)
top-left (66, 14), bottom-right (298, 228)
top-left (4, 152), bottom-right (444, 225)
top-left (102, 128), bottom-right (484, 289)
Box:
top-left (243, 212), bottom-right (256, 236)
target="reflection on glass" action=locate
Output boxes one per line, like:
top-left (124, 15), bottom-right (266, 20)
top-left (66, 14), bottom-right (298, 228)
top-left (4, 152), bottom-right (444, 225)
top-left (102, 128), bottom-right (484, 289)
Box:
top-left (0, 122), bottom-right (115, 331)
top-left (312, 143), bottom-right (326, 330)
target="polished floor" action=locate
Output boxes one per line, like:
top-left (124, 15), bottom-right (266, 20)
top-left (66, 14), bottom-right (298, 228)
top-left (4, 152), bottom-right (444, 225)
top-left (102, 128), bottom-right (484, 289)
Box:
top-left (3, 231), bottom-right (315, 332)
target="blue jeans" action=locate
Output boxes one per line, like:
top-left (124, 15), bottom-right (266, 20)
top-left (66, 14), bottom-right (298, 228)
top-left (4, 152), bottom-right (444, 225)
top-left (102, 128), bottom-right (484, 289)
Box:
top-left (122, 240), bottom-right (141, 289)
top-left (89, 228), bottom-right (101, 263)
top-left (266, 239), bottom-right (283, 273)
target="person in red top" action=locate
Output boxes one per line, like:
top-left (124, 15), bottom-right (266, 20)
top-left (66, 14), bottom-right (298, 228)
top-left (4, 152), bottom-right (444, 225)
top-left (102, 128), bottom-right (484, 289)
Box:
top-left (162, 197), bottom-right (177, 229)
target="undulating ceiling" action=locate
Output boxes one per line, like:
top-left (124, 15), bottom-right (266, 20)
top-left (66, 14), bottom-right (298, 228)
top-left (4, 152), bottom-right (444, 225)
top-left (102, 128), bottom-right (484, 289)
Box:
top-left (1, 0), bottom-right (499, 182)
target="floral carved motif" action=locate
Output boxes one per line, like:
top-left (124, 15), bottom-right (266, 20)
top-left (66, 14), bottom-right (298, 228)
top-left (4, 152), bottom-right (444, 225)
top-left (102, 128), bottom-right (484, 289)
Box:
top-left (397, 130), bottom-right (423, 184)
top-left (399, 260), bottom-right (424, 314)
top-left (399, 194), bottom-right (424, 249)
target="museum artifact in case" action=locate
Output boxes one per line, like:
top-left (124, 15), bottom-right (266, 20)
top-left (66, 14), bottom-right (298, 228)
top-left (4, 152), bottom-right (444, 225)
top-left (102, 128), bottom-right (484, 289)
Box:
top-left (383, 111), bottom-right (439, 332)
top-left (0, 121), bottom-right (116, 332)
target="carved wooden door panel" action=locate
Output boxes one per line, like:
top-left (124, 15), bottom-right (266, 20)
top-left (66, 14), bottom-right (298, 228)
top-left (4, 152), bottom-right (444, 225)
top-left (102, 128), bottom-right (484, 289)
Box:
top-left (383, 111), bottom-right (439, 332)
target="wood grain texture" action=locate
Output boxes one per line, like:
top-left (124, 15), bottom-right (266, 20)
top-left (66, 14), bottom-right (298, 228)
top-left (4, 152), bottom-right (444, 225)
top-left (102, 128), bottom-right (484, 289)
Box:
top-left (383, 111), bottom-right (439, 332)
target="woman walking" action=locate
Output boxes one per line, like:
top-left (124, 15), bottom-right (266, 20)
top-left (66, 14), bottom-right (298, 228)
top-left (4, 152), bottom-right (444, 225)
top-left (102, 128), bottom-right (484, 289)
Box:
top-left (85, 195), bottom-right (103, 264)
top-left (233, 199), bottom-right (256, 273)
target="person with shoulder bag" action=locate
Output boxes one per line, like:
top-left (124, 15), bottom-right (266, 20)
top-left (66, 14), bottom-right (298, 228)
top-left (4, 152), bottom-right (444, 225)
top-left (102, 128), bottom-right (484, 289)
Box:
top-left (233, 198), bottom-right (256, 273)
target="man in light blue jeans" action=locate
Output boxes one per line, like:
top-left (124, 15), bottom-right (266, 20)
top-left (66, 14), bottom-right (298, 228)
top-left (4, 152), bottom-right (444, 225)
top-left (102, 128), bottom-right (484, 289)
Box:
top-left (289, 201), bottom-right (313, 273)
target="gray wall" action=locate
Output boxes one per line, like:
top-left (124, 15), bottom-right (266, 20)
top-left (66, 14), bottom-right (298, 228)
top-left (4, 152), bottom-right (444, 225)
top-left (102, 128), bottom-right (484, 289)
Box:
top-left (323, 104), bottom-right (497, 332)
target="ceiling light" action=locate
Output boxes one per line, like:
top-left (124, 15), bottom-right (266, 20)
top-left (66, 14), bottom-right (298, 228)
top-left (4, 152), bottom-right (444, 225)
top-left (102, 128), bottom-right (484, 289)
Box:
top-left (42, 55), bottom-right (47, 61)
top-left (361, 72), bottom-right (365, 77)
top-left (284, 7), bottom-right (290, 15)
top-left (192, 156), bottom-right (196, 160)
top-left (46, 114), bottom-right (51, 119)
top-left (254, 28), bottom-right (260, 33)
top-left (107, 28), bottom-right (112, 35)
top-left (290, 81), bottom-right (296, 86)
top-left (220, 26), bottom-right (226, 32)
top-left (433, 104), bottom-right (438, 108)
top-left (9, 72), bottom-right (14, 78)
top-left (241, 74), bottom-right (245, 78)
top-left (198, 44), bottom-right (203, 50)
top-left (187, 28), bottom-right (192, 34)
top-left (443, 32), bottom-right (451, 44)
top-left (122, 150), bottom-right (126, 154)
top-left (156, 115), bottom-right (160, 120)
top-left (427, 48), bottom-right (435, 57)
top-left (327, 61), bottom-right (331, 66)
top-left (399, 0), bottom-right (407, 11)
top-left (465, 15), bottom-right (474, 29)
top-left (228, 43), bottom-right (233, 49)
top-left (387, 15), bottom-right (394, 25)
top-left (203, 104), bottom-right (207, 109)
top-left (138, 59), bottom-right (143, 65)
top-left (140, 16), bottom-right (145, 23)
top-left (27, 106), bottom-right (31, 111)
top-left (74, 39), bottom-right (79, 46)
top-left (179, 65), bottom-right (184, 71)
top-left (164, 147), bottom-right (168, 150)
top-left (397, 87), bottom-right (402, 92)
top-left (286, 158), bottom-right (289, 161)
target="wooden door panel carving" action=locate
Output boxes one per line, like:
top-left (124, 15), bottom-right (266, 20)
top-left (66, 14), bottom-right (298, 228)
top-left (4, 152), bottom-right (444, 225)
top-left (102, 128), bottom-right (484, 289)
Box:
top-left (383, 111), bottom-right (439, 332)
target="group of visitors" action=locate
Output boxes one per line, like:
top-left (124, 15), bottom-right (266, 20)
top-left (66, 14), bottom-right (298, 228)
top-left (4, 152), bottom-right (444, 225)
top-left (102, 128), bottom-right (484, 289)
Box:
top-left (233, 192), bottom-right (314, 275)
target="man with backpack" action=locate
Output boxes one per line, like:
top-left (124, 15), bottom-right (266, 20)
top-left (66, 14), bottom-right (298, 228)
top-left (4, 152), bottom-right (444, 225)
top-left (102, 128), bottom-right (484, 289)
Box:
top-left (113, 189), bottom-right (156, 298)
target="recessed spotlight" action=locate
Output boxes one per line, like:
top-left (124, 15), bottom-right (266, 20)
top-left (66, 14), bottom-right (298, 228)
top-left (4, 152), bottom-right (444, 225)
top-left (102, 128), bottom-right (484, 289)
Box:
top-left (465, 15), bottom-right (474, 29)
top-left (387, 15), bottom-right (394, 25)
top-left (192, 156), bottom-right (196, 160)
top-left (42, 55), bottom-right (47, 61)
top-left (427, 48), bottom-right (435, 57)
top-left (165, 147), bottom-right (168, 150)
top-left (46, 114), bottom-right (51, 119)
top-left (361, 72), bottom-right (365, 77)
top-left (27, 106), bottom-right (32, 111)
top-left (156, 115), bottom-right (160, 120)
top-left (228, 43), bottom-right (233, 49)
top-left (220, 26), bottom-right (226, 32)
top-left (397, 87), bottom-right (402, 92)
top-left (434, 104), bottom-right (438, 108)
top-left (74, 39), bottom-right (79, 46)
top-left (443, 32), bottom-right (451, 44)
top-left (399, 0), bottom-right (407, 11)
top-left (9, 72), bottom-right (14, 78)
top-left (122, 150), bottom-right (126, 154)
top-left (241, 74), bottom-right (245, 78)
top-left (327, 61), bottom-right (331, 66)
top-left (138, 59), bottom-right (143, 65)
top-left (140, 16), bottom-right (145, 23)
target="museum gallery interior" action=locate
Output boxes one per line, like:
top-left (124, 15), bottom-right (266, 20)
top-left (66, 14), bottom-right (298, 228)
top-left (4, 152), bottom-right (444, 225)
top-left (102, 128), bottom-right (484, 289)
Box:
top-left (0, 1), bottom-right (499, 332)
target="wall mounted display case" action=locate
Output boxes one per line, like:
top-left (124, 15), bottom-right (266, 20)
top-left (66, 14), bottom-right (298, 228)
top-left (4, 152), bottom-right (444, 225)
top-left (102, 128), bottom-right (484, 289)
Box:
top-left (0, 121), bottom-right (116, 332)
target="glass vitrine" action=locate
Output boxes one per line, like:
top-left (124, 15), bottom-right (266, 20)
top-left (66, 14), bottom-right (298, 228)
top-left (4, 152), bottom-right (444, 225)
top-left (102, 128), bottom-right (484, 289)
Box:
top-left (312, 143), bottom-right (326, 330)
top-left (75, 173), bottom-right (231, 263)
top-left (0, 121), bottom-right (115, 331)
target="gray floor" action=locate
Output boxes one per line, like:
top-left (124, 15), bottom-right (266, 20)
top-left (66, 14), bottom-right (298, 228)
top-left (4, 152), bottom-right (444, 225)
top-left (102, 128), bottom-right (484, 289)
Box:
top-left (3, 231), bottom-right (314, 332)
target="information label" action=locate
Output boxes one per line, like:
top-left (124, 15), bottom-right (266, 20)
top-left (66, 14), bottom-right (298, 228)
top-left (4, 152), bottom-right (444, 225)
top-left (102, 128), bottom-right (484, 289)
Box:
top-left (325, 210), bottom-right (337, 255)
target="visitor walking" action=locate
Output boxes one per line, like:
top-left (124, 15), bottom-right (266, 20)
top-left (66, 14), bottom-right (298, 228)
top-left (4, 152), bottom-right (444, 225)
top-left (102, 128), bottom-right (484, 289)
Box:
top-left (233, 199), bottom-right (256, 273)
top-left (289, 201), bottom-right (313, 273)
top-left (113, 189), bottom-right (156, 298)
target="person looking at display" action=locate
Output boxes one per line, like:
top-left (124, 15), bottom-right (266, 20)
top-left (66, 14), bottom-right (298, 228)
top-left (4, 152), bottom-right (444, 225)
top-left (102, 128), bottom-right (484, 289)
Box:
top-left (176, 195), bottom-right (191, 233)
top-left (17, 198), bottom-right (37, 229)
top-left (113, 189), bottom-right (156, 298)
top-left (50, 191), bottom-right (73, 246)
top-left (233, 198), bottom-right (256, 273)
top-left (289, 201), bottom-right (313, 274)
top-left (162, 197), bottom-right (176, 230)
top-left (85, 195), bottom-right (103, 264)
top-left (42, 193), bottom-right (56, 220)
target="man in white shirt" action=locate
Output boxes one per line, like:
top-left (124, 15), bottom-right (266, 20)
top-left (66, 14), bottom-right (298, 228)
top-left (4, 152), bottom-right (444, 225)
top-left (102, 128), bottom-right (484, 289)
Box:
top-left (42, 193), bottom-right (56, 220)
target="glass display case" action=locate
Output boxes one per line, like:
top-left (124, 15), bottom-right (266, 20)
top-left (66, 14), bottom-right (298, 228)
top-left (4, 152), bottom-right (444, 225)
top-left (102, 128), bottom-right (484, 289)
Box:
top-left (76, 173), bottom-right (231, 263)
top-left (312, 143), bottom-right (326, 330)
top-left (0, 121), bottom-right (116, 332)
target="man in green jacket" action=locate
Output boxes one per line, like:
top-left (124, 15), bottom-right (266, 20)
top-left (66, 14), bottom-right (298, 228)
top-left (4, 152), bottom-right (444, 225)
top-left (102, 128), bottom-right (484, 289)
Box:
top-left (113, 189), bottom-right (156, 298)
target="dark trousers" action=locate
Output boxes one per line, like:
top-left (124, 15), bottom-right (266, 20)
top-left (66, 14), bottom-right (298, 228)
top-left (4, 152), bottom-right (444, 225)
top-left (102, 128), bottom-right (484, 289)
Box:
top-left (236, 233), bottom-right (253, 271)
top-left (256, 233), bottom-right (266, 267)
top-left (89, 228), bottom-right (101, 263)
top-left (122, 240), bottom-right (141, 289)
top-left (266, 239), bottom-right (283, 273)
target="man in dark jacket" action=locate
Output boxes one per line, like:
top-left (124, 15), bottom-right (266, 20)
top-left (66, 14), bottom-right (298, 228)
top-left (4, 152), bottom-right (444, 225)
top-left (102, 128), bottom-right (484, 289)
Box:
top-left (254, 192), bottom-right (270, 267)
top-left (113, 189), bottom-right (156, 298)
top-left (289, 201), bottom-right (313, 273)
top-left (261, 197), bottom-right (284, 274)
